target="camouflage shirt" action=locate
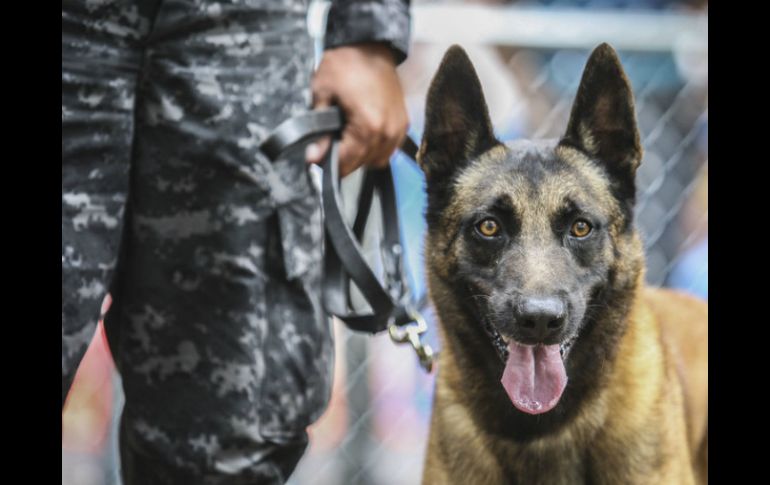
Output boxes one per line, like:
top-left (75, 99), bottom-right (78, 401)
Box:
top-left (326, 0), bottom-right (411, 64)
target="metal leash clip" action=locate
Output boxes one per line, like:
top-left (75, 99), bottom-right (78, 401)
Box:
top-left (388, 306), bottom-right (435, 372)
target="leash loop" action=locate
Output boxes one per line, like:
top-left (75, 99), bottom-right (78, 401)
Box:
top-left (259, 107), bottom-right (434, 372)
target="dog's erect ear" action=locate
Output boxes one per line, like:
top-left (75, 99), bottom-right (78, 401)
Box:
top-left (419, 45), bottom-right (500, 182)
top-left (560, 43), bottom-right (642, 188)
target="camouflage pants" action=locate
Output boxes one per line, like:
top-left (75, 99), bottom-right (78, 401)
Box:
top-left (62, 1), bottom-right (334, 482)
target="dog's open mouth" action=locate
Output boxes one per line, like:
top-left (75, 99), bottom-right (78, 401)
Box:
top-left (482, 319), bottom-right (572, 415)
top-left (501, 341), bottom-right (567, 415)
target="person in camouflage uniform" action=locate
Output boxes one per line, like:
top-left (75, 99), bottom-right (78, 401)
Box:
top-left (62, 0), bottom-right (410, 482)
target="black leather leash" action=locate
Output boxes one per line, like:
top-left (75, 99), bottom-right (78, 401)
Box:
top-left (260, 107), bottom-right (433, 371)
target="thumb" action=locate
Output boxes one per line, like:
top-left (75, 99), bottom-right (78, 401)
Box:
top-left (305, 136), bottom-right (331, 166)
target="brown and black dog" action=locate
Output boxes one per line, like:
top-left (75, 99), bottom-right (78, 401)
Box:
top-left (418, 44), bottom-right (708, 485)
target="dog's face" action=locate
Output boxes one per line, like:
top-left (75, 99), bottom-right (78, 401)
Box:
top-left (420, 44), bottom-right (643, 416)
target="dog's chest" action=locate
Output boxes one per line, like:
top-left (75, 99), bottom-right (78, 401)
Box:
top-left (493, 442), bottom-right (591, 485)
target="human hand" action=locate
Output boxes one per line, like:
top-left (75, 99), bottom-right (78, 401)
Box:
top-left (306, 43), bottom-right (409, 177)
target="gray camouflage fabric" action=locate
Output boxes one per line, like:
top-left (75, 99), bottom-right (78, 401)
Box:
top-left (61, 0), bottom-right (410, 483)
top-left (325, 0), bottom-right (411, 63)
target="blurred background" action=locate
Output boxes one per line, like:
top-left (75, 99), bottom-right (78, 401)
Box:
top-left (62, 1), bottom-right (708, 483)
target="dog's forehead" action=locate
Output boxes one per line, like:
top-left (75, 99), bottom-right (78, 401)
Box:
top-left (451, 139), bottom-right (618, 217)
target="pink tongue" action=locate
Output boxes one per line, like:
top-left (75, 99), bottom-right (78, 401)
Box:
top-left (501, 342), bottom-right (567, 414)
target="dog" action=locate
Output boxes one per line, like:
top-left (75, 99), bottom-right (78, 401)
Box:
top-left (417, 43), bottom-right (708, 485)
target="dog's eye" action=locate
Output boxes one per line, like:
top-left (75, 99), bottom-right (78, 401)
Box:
top-left (477, 218), bottom-right (500, 237)
top-left (570, 220), bottom-right (592, 238)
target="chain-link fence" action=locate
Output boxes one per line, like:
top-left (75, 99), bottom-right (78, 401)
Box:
top-left (63, 2), bottom-right (707, 484)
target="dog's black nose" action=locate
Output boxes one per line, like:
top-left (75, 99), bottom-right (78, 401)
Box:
top-left (515, 297), bottom-right (566, 341)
